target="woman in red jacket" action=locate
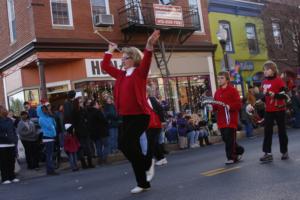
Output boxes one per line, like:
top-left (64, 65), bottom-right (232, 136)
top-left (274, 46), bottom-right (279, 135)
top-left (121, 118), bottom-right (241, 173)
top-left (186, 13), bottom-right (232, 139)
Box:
top-left (214, 71), bottom-right (244, 164)
top-left (260, 61), bottom-right (289, 162)
top-left (101, 30), bottom-right (160, 194)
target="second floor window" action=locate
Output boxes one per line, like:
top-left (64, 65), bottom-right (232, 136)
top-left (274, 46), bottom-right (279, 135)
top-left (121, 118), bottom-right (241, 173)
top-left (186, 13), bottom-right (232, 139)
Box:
top-left (245, 23), bottom-right (259, 54)
top-left (91, 0), bottom-right (109, 24)
top-left (7, 0), bottom-right (17, 43)
top-left (219, 21), bottom-right (234, 52)
top-left (272, 22), bottom-right (283, 48)
top-left (50, 0), bottom-right (73, 26)
top-left (188, 0), bottom-right (203, 31)
top-left (159, 0), bottom-right (172, 5)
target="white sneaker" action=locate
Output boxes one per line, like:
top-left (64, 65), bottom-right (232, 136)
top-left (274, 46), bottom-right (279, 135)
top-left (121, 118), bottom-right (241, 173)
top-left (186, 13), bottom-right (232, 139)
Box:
top-left (237, 154), bottom-right (243, 161)
top-left (155, 158), bottom-right (168, 166)
top-left (146, 159), bottom-right (155, 182)
top-left (225, 160), bottom-right (235, 165)
top-left (12, 178), bottom-right (20, 183)
top-left (2, 180), bottom-right (11, 185)
top-left (130, 186), bottom-right (150, 194)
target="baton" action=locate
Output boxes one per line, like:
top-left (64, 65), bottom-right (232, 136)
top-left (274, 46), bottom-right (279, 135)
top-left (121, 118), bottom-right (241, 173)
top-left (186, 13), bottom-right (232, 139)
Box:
top-left (94, 30), bottom-right (122, 52)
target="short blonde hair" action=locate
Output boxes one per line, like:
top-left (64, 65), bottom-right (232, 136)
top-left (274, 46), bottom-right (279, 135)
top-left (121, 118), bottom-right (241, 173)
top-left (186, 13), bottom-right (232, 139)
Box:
top-left (122, 47), bottom-right (144, 67)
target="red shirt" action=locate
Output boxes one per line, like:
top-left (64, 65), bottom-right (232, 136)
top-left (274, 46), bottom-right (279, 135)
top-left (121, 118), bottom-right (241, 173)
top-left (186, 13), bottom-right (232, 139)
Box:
top-left (101, 50), bottom-right (152, 116)
top-left (262, 76), bottom-right (286, 112)
top-left (214, 84), bottom-right (241, 129)
top-left (118, 74), bottom-right (144, 115)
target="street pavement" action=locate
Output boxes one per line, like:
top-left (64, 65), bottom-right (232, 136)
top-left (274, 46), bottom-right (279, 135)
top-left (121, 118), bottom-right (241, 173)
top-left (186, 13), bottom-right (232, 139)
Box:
top-left (1, 128), bottom-right (300, 200)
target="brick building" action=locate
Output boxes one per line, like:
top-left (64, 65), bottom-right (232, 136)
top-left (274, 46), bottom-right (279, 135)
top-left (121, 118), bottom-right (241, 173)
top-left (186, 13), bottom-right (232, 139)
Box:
top-left (0, 0), bottom-right (216, 113)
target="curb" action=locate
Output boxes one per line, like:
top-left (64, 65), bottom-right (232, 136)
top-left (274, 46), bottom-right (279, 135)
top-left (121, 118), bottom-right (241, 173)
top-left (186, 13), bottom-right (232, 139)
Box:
top-left (17, 127), bottom-right (265, 180)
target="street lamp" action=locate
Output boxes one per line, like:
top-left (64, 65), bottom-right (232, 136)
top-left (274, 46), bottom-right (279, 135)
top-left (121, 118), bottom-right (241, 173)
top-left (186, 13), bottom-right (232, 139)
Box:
top-left (217, 26), bottom-right (229, 72)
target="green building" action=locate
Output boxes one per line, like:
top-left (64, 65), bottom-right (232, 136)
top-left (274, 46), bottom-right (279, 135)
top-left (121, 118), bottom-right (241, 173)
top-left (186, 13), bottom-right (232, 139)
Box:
top-left (208, 0), bottom-right (268, 96)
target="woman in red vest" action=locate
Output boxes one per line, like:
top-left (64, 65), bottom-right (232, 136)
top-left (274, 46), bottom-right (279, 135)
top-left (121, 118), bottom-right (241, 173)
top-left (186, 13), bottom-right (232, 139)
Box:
top-left (101, 30), bottom-right (160, 194)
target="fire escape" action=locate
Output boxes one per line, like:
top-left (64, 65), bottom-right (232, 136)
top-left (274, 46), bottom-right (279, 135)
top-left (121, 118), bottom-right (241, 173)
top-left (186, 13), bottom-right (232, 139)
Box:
top-left (118, 1), bottom-right (201, 108)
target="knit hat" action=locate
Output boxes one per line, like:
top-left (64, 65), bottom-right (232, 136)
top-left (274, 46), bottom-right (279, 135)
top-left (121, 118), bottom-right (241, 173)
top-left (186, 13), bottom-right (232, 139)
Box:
top-left (64, 123), bottom-right (72, 130)
top-left (263, 60), bottom-right (278, 76)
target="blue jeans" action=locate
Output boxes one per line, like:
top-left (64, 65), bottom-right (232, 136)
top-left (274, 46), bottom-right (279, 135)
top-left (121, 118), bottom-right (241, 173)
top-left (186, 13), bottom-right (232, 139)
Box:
top-left (187, 131), bottom-right (196, 147)
top-left (95, 137), bottom-right (109, 160)
top-left (45, 141), bottom-right (55, 173)
top-left (67, 152), bottom-right (78, 169)
top-left (243, 121), bottom-right (253, 137)
top-left (108, 128), bottom-right (118, 153)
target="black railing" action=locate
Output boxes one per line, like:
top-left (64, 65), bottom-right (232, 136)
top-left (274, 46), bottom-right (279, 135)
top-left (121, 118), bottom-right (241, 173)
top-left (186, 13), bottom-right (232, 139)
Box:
top-left (118, 3), bottom-right (201, 31)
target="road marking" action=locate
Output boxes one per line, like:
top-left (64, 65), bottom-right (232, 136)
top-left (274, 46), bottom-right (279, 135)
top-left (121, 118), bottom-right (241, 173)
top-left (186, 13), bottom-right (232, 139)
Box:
top-left (201, 168), bottom-right (226, 176)
top-left (202, 166), bottom-right (241, 177)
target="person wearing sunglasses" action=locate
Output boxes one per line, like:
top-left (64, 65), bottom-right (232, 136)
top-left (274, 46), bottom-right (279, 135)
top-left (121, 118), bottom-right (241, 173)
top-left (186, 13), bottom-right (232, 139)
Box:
top-left (101, 30), bottom-right (160, 194)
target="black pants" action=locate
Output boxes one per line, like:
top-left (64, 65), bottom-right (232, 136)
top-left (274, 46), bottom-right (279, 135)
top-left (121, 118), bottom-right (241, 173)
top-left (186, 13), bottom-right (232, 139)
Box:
top-left (146, 128), bottom-right (165, 161)
top-left (21, 140), bottom-right (40, 169)
top-left (0, 147), bottom-right (16, 182)
top-left (263, 111), bottom-right (288, 154)
top-left (119, 115), bottom-right (151, 188)
top-left (220, 128), bottom-right (244, 160)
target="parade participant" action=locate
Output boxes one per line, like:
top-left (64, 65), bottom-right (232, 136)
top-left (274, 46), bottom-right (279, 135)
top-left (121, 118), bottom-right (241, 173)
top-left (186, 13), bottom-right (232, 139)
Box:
top-left (146, 86), bottom-right (167, 171)
top-left (101, 30), bottom-right (160, 194)
top-left (260, 61), bottom-right (289, 162)
top-left (213, 71), bottom-right (243, 164)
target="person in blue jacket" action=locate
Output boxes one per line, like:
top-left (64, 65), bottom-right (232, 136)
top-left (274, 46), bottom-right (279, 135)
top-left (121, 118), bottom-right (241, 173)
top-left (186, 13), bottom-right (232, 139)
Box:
top-left (37, 104), bottom-right (58, 175)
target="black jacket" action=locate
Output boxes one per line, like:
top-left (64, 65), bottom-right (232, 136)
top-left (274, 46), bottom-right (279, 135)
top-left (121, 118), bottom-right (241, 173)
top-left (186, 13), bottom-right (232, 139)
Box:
top-left (0, 117), bottom-right (18, 145)
top-left (149, 97), bottom-right (165, 123)
top-left (87, 107), bottom-right (109, 140)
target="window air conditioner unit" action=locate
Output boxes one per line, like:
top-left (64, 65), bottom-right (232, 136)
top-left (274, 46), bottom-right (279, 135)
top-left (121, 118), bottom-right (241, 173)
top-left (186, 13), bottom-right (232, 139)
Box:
top-left (94, 14), bottom-right (114, 27)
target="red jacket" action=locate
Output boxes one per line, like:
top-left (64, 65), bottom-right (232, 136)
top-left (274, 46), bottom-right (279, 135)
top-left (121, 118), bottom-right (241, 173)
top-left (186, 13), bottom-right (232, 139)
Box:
top-left (214, 84), bottom-right (241, 129)
top-left (64, 134), bottom-right (80, 153)
top-left (262, 76), bottom-right (286, 112)
top-left (101, 50), bottom-right (152, 116)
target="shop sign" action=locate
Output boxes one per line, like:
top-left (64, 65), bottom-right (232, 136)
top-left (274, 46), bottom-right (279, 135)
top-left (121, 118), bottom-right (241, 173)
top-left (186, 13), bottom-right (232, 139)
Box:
top-left (239, 61), bottom-right (254, 71)
top-left (153, 4), bottom-right (184, 27)
top-left (85, 59), bottom-right (123, 78)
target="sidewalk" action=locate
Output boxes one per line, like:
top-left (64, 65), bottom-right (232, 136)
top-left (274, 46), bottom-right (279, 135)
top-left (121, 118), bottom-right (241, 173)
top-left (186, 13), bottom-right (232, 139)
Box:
top-left (17, 127), bottom-right (265, 180)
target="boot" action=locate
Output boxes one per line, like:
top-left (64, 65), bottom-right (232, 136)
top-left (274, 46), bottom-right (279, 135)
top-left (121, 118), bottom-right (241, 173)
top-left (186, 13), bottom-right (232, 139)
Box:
top-left (199, 137), bottom-right (204, 147)
top-left (204, 136), bottom-right (212, 145)
top-left (80, 158), bottom-right (88, 169)
top-left (87, 157), bottom-right (95, 168)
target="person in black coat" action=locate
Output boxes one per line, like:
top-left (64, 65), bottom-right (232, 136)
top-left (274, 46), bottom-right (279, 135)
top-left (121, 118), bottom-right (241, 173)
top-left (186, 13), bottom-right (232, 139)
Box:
top-left (73, 98), bottom-right (94, 169)
top-left (0, 105), bottom-right (19, 184)
top-left (87, 100), bottom-right (109, 164)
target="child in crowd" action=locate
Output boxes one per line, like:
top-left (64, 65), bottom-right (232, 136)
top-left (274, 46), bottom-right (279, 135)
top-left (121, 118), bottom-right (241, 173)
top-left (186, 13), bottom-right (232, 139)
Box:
top-left (64, 124), bottom-right (80, 171)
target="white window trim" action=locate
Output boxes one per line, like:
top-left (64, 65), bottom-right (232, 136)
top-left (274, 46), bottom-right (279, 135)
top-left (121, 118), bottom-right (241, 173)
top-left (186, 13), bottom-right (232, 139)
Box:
top-left (90, 0), bottom-right (111, 27)
top-left (194, 0), bottom-right (205, 34)
top-left (50, 0), bottom-right (74, 27)
top-left (7, 0), bottom-right (16, 43)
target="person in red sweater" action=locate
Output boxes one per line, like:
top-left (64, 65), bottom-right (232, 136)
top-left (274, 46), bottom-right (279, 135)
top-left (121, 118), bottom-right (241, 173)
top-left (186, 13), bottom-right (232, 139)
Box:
top-left (260, 61), bottom-right (289, 162)
top-left (101, 30), bottom-right (160, 194)
top-left (214, 71), bottom-right (243, 164)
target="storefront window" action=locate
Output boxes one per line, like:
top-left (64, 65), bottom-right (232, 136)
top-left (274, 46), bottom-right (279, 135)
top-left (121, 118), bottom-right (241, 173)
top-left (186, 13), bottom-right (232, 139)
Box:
top-left (8, 91), bottom-right (25, 115)
top-left (24, 89), bottom-right (40, 107)
top-left (149, 75), bottom-right (211, 114)
top-left (75, 75), bottom-right (212, 114)
top-left (75, 81), bottom-right (114, 104)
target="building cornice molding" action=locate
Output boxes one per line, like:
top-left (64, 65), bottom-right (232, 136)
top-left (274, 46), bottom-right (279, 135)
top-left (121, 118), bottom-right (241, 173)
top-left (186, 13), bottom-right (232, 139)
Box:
top-left (0, 41), bottom-right (217, 70)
